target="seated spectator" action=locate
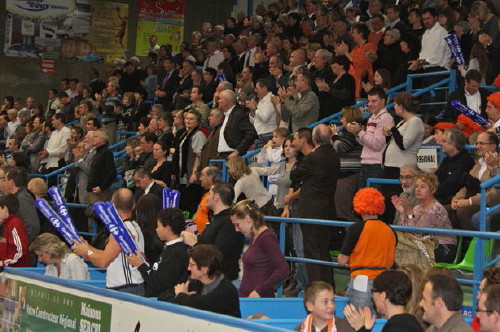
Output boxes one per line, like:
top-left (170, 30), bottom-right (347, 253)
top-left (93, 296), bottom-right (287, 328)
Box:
top-left (256, 127), bottom-right (289, 166)
top-left (392, 165), bottom-right (421, 225)
top-left (471, 267), bottom-right (500, 331)
top-left (128, 208), bottom-right (189, 298)
top-left (134, 194), bottom-right (163, 265)
top-left (163, 244), bottom-right (241, 318)
top-left (433, 122), bottom-right (455, 145)
top-left (393, 173), bottom-right (456, 263)
top-left (227, 156), bottom-right (277, 216)
top-left (421, 113), bottom-right (438, 145)
top-left (135, 132), bottom-right (157, 171)
top-left (338, 188), bottom-right (397, 312)
top-left (343, 270), bottom-right (423, 331)
top-left (30, 233), bottom-right (90, 280)
top-left (435, 129), bottom-right (474, 205)
top-left (192, 166), bottom-right (221, 234)
top-left (137, 117), bottom-right (151, 135)
top-left (230, 199), bottom-right (288, 298)
top-left (295, 281), bottom-right (354, 332)
top-left (471, 166), bottom-right (500, 231)
top-left (477, 284), bottom-right (500, 332)
top-left (420, 275), bottom-right (472, 331)
top-left (0, 194), bottom-right (30, 267)
top-left (331, 107), bottom-right (363, 221)
top-left (150, 141), bottom-right (173, 188)
top-left (397, 264), bottom-right (424, 323)
top-left (486, 92), bottom-right (500, 139)
top-left (451, 131), bottom-right (499, 229)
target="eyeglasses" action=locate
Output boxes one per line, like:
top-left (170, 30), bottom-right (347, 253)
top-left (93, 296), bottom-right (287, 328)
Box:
top-left (476, 307), bottom-right (494, 314)
top-left (188, 262), bottom-right (197, 268)
top-left (399, 175), bottom-right (414, 180)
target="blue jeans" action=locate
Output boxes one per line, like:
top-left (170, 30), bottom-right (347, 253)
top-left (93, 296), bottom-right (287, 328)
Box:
top-left (346, 277), bottom-right (375, 314)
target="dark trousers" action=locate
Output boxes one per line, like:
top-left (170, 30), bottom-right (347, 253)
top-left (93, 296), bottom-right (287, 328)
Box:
top-left (179, 183), bottom-right (204, 214)
top-left (300, 223), bottom-right (334, 287)
top-left (381, 166), bottom-right (402, 223)
top-left (358, 164), bottom-right (384, 189)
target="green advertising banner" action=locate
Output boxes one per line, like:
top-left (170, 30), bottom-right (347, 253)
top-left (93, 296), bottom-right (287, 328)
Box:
top-left (0, 277), bottom-right (111, 331)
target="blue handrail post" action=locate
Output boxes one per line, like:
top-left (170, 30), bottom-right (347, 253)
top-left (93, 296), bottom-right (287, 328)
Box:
top-left (406, 72), bottom-right (413, 94)
top-left (473, 184), bottom-right (488, 315)
top-left (449, 70), bottom-right (457, 94)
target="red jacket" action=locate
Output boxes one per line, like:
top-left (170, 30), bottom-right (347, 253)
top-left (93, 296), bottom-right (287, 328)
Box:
top-left (0, 215), bottom-right (30, 267)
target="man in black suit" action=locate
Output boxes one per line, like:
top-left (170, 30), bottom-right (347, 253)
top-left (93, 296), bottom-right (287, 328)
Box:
top-left (132, 167), bottom-right (164, 203)
top-left (155, 56), bottom-right (180, 112)
top-left (444, 69), bottom-right (491, 122)
top-left (87, 129), bottom-right (117, 205)
top-left (290, 124), bottom-right (340, 286)
top-left (217, 90), bottom-right (257, 159)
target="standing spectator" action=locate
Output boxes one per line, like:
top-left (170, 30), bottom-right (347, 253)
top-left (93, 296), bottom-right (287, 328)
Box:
top-left (192, 166), bottom-right (221, 234)
top-left (347, 88), bottom-right (394, 189)
top-left (156, 57), bottom-right (180, 113)
top-left (73, 189), bottom-right (145, 295)
top-left (182, 183), bottom-right (245, 281)
top-left (132, 194), bottom-right (163, 266)
top-left (203, 39), bottom-right (225, 71)
top-left (374, 29), bottom-right (403, 83)
top-left (46, 89), bottom-right (61, 118)
top-left (173, 110), bottom-right (206, 213)
top-left (87, 129), bottom-right (116, 206)
top-left (339, 188), bottom-right (397, 312)
top-left (217, 90), bottom-right (257, 160)
top-left (290, 124), bottom-right (340, 285)
top-left (96, 81), bottom-right (121, 145)
top-left (279, 72), bottom-right (320, 131)
top-left (20, 115), bottom-right (45, 173)
top-left (3, 166), bottom-right (40, 244)
top-left (419, 275), bottom-right (472, 331)
top-left (37, 113), bottom-right (71, 184)
top-left (248, 78), bottom-right (278, 149)
top-left (0, 194), bottom-right (30, 267)
top-left (150, 141), bottom-right (173, 187)
top-left (186, 86), bottom-right (210, 127)
top-left (315, 56), bottom-right (355, 119)
top-left (77, 100), bottom-right (97, 134)
top-left (336, 22), bottom-right (376, 99)
top-left (199, 109), bottom-right (224, 170)
top-left (88, 69), bottom-right (106, 98)
top-left (132, 167), bottom-right (164, 203)
top-left (231, 199), bottom-right (288, 298)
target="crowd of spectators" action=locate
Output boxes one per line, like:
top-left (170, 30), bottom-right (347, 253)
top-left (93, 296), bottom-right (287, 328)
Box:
top-left (0, 0), bottom-right (500, 328)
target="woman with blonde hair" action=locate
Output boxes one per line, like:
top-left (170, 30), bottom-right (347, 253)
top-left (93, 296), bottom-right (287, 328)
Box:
top-left (30, 233), bottom-right (90, 280)
top-left (397, 264), bottom-right (423, 315)
top-left (230, 200), bottom-right (288, 297)
top-left (392, 173), bottom-right (456, 263)
top-left (226, 156), bottom-right (277, 216)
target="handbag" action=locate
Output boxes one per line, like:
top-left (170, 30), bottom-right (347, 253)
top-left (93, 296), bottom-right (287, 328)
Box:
top-left (394, 231), bottom-right (438, 272)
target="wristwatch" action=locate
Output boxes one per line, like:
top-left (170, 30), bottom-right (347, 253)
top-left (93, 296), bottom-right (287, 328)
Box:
top-left (85, 250), bottom-right (94, 259)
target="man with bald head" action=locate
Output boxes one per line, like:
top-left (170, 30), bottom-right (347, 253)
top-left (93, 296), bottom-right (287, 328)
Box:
top-left (290, 124), bottom-right (340, 286)
top-left (72, 188), bottom-right (145, 295)
top-left (217, 90), bottom-right (257, 159)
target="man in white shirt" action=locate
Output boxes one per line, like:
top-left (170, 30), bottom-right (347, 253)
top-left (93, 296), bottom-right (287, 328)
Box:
top-left (38, 113), bottom-right (71, 186)
top-left (445, 69), bottom-right (491, 122)
top-left (247, 78), bottom-right (278, 149)
top-left (203, 39), bottom-right (224, 71)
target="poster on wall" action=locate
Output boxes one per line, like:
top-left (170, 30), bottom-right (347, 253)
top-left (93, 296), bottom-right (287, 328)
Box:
top-left (135, 0), bottom-right (185, 56)
top-left (88, 1), bottom-right (129, 63)
top-left (4, 0), bottom-right (128, 62)
top-left (0, 276), bottom-right (111, 331)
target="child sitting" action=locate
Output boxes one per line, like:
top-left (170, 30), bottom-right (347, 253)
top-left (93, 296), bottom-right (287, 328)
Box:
top-left (0, 194), bottom-right (30, 267)
top-left (295, 281), bottom-right (354, 332)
